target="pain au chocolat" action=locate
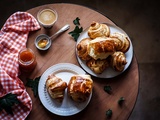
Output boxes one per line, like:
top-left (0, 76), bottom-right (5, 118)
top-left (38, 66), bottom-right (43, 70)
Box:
top-left (46, 74), bottom-right (67, 102)
top-left (67, 75), bottom-right (93, 102)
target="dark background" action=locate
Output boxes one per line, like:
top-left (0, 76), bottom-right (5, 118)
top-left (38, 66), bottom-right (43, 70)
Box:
top-left (0, 0), bottom-right (160, 120)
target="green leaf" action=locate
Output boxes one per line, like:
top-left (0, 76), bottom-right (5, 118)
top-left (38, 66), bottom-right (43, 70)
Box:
top-left (0, 93), bottom-right (20, 115)
top-left (26, 78), bottom-right (34, 87)
top-left (74, 26), bottom-right (83, 33)
top-left (68, 26), bottom-right (83, 41)
top-left (26, 76), bottom-right (40, 97)
top-left (118, 97), bottom-right (125, 105)
top-left (73, 17), bottom-right (80, 25)
top-left (69, 17), bottom-right (83, 41)
top-left (104, 85), bottom-right (112, 94)
top-left (106, 109), bottom-right (112, 118)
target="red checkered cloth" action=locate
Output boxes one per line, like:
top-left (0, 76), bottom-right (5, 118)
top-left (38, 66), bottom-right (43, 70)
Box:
top-left (0, 12), bottom-right (40, 120)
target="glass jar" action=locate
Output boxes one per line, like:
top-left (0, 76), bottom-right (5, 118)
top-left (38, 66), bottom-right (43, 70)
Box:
top-left (18, 48), bottom-right (37, 72)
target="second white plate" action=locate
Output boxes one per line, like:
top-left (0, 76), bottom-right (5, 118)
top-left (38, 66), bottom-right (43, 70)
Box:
top-left (38, 63), bottom-right (92, 116)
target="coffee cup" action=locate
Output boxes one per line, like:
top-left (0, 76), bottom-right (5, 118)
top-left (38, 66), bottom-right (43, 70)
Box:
top-left (37, 8), bottom-right (58, 28)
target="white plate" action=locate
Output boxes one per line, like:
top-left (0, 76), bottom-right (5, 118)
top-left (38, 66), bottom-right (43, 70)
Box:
top-left (38, 63), bottom-right (92, 116)
top-left (76, 23), bottom-right (133, 78)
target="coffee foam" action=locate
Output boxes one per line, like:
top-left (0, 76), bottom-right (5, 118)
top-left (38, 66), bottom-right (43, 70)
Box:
top-left (37, 8), bottom-right (57, 28)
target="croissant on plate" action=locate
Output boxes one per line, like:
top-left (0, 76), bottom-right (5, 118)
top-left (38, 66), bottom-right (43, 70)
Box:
top-left (67, 75), bottom-right (93, 102)
top-left (109, 51), bottom-right (127, 72)
top-left (77, 38), bottom-right (92, 60)
top-left (110, 32), bottom-right (130, 53)
top-left (105, 37), bottom-right (123, 51)
top-left (88, 37), bottom-right (115, 60)
top-left (86, 58), bottom-right (109, 74)
top-left (46, 74), bottom-right (67, 102)
top-left (88, 21), bottom-right (110, 39)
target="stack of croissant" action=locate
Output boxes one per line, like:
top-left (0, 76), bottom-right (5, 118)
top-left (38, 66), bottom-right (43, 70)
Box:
top-left (77, 21), bottom-right (130, 74)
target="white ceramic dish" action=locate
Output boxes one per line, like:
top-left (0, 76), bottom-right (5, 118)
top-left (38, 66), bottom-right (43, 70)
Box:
top-left (76, 23), bottom-right (133, 78)
top-left (38, 63), bottom-right (92, 116)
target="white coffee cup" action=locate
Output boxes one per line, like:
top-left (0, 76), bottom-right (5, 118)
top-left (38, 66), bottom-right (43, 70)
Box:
top-left (37, 8), bottom-right (58, 28)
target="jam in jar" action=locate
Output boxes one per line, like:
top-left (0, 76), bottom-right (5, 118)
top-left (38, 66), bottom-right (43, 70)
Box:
top-left (18, 48), bottom-right (37, 72)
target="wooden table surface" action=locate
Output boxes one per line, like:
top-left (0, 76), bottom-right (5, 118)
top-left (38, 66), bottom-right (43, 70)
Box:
top-left (21, 3), bottom-right (139, 120)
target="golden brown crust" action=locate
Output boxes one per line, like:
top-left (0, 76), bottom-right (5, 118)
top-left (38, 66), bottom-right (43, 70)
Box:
top-left (88, 22), bottom-right (110, 39)
top-left (67, 75), bottom-right (93, 102)
top-left (46, 74), bottom-right (67, 102)
top-left (76, 21), bottom-right (130, 74)
top-left (88, 37), bottom-right (115, 60)
top-left (110, 32), bottom-right (130, 53)
top-left (86, 58), bottom-right (109, 74)
top-left (109, 51), bottom-right (127, 72)
top-left (77, 38), bottom-right (92, 60)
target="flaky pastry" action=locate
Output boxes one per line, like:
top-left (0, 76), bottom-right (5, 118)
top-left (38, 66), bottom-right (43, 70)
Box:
top-left (77, 38), bottom-right (92, 60)
top-left (46, 74), bottom-right (67, 102)
top-left (86, 58), bottom-right (109, 74)
top-left (110, 32), bottom-right (130, 53)
top-left (88, 22), bottom-right (110, 39)
top-left (67, 75), bottom-right (93, 102)
top-left (109, 51), bottom-right (127, 72)
top-left (88, 37), bottom-right (115, 60)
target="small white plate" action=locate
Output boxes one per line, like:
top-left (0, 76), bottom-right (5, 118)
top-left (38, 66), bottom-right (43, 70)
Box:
top-left (76, 23), bottom-right (133, 78)
top-left (38, 63), bottom-right (92, 116)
